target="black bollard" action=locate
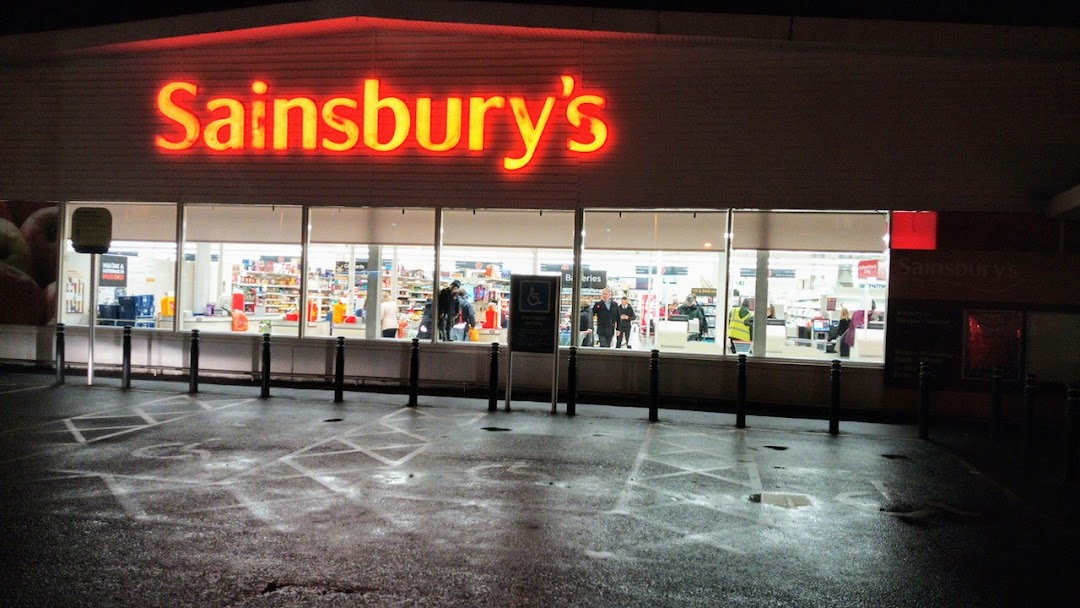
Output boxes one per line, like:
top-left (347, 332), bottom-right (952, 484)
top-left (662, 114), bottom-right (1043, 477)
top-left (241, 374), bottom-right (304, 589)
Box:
top-left (829, 359), bottom-right (841, 435)
top-left (648, 349), bottom-right (659, 422)
top-left (918, 361), bottom-right (932, 440)
top-left (488, 342), bottom-right (499, 412)
top-left (260, 333), bottom-right (271, 398)
top-left (188, 329), bottom-right (200, 394)
top-left (54, 323), bottom-right (65, 385)
top-left (1022, 374), bottom-right (1037, 463)
top-left (333, 336), bottom-right (345, 403)
top-left (735, 354), bottom-right (747, 428)
top-left (121, 325), bottom-right (132, 389)
top-left (566, 346), bottom-right (577, 417)
top-left (408, 338), bottom-right (420, 407)
top-left (990, 366), bottom-right (1003, 450)
top-left (1067, 385), bottom-right (1079, 483)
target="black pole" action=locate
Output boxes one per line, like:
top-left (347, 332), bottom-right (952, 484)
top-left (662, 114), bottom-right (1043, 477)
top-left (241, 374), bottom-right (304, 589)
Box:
top-left (54, 323), bottom-right (65, 385)
top-left (1022, 374), bottom-right (1036, 463)
top-left (918, 360), bottom-right (931, 440)
top-left (121, 325), bottom-right (132, 389)
top-left (260, 333), bottom-right (271, 399)
top-left (1066, 385), bottom-right (1079, 483)
top-left (990, 366), bottom-right (1003, 450)
top-left (829, 359), bottom-right (841, 435)
top-left (188, 329), bottom-right (200, 394)
top-left (407, 338), bottom-right (420, 407)
top-left (648, 349), bottom-right (659, 422)
top-left (333, 336), bottom-right (345, 403)
top-left (566, 346), bottom-right (577, 417)
top-left (488, 342), bottom-right (500, 412)
top-left (735, 353), bottom-right (747, 429)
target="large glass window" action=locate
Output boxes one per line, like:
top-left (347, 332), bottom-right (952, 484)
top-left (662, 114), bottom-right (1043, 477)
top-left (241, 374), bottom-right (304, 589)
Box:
top-left (60, 202), bottom-right (177, 331)
top-left (728, 211), bottom-right (889, 362)
top-left (440, 209), bottom-right (574, 344)
top-left (180, 204), bottom-right (302, 336)
top-left (306, 207), bottom-right (435, 340)
top-left (581, 210), bottom-right (728, 353)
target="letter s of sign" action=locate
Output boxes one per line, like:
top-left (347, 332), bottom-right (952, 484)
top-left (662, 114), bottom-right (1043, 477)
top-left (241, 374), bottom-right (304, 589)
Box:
top-left (156, 82), bottom-right (200, 150)
top-left (560, 76), bottom-right (608, 153)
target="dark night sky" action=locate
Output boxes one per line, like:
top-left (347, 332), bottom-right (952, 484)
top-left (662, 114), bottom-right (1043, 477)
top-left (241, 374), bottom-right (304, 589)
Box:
top-left (0, 0), bottom-right (1077, 36)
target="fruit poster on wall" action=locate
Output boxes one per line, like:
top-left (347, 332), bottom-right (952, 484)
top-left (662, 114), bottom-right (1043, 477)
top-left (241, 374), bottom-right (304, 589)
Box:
top-left (0, 201), bottom-right (60, 325)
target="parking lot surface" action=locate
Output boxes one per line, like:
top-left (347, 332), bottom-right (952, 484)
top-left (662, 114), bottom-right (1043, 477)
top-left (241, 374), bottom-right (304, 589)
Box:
top-left (1, 371), bottom-right (1078, 607)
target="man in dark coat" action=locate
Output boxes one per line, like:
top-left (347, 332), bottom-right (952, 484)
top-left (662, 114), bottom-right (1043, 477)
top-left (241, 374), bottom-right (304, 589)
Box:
top-left (437, 279), bottom-right (461, 340)
top-left (615, 295), bottom-right (636, 348)
top-left (591, 287), bottom-right (618, 347)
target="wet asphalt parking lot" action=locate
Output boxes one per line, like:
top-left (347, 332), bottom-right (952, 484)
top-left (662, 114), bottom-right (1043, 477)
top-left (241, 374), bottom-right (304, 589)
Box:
top-left (1, 371), bottom-right (1078, 607)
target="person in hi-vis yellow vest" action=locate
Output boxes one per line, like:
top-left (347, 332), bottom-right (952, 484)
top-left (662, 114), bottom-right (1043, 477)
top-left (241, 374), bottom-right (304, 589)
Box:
top-left (727, 298), bottom-right (753, 353)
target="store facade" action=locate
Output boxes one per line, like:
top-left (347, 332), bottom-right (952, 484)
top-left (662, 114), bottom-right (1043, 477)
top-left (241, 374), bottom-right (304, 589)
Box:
top-left (1, 2), bottom-right (1078, 417)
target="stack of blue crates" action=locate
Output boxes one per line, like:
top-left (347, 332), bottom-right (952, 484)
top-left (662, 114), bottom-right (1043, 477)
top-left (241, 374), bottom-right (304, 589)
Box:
top-left (116, 295), bottom-right (156, 327)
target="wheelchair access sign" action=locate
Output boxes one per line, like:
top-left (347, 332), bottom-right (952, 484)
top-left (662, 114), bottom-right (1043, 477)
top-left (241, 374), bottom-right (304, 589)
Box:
top-left (509, 275), bottom-right (561, 353)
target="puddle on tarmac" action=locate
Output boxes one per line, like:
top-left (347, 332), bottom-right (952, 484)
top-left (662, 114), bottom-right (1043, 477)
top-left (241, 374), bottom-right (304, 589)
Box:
top-left (749, 492), bottom-right (813, 508)
top-left (763, 445), bottom-right (788, 451)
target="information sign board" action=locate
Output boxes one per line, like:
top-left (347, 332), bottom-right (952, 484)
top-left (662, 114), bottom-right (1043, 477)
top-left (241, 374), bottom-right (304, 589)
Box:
top-left (509, 275), bottom-right (561, 353)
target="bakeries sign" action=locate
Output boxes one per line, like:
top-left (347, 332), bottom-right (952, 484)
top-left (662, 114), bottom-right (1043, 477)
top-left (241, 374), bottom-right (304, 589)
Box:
top-left (154, 76), bottom-right (609, 171)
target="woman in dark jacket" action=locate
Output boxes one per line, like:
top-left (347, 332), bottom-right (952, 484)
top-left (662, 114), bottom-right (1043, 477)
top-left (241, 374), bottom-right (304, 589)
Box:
top-left (578, 299), bottom-right (594, 346)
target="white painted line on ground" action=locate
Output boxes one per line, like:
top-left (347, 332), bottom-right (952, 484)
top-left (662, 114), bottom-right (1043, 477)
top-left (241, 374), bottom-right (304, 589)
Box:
top-left (0, 384), bottom-right (50, 396)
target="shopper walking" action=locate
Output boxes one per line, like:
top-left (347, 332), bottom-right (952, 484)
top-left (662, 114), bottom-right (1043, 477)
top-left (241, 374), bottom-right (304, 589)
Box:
top-left (380, 292), bottom-right (399, 338)
top-left (437, 279), bottom-right (461, 340)
top-left (457, 288), bottom-right (476, 340)
top-left (615, 295), bottom-right (636, 348)
top-left (578, 298), bottom-right (594, 346)
top-left (591, 287), bottom-right (618, 347)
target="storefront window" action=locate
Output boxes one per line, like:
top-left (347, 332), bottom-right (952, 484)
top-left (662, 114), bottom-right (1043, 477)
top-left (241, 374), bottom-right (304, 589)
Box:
top-left (60, 202), bottom-right (177, 330)
top-left (581, 210), bottom-right (728, 354)
top-left (306, 208), bottom-right (435, 340)
top-left (180, 204), bottom-right (301, 336)
top-left (440, 209), bottom-right (574, 344)
top-left (729, 211), bottom-right (889, 362)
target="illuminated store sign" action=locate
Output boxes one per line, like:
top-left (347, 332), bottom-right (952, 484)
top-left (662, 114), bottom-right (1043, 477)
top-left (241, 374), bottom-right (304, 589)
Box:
top-left (155, 76), bottom-right (609, 170)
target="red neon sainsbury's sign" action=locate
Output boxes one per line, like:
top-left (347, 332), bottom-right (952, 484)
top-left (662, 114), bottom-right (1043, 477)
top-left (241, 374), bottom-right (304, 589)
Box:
top-left (155, 75), bottom-right (608, 170)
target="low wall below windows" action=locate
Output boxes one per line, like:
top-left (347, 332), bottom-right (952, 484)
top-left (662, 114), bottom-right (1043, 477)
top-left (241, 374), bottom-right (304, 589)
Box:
top-left (0, 325), bottom-right (900, 418)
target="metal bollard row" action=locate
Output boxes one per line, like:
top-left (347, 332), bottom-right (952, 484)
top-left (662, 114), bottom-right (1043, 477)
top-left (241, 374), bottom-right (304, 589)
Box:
top-left (121, 326), bottom-right (132, 389)
top-left (829, 359), bottom-right (841, 435)
top-left (735, 354), bottom-right (747, 428)
top-left (189, 329), bottom-right (200, 394)
top-left (566, 346), bottom-right (577, 417)
top-left (407, 338), bottom-right (419, 407)
top-left (488, 342), bottom-right (500, 412)
top-left (260, 333), bottom-right (271, 398)
top-left (54, 323), bottom-right (66, 385)
top-left (990, 366), bottom-right (1004, 449)
top-left (648, 349), bottom-right (659, 422)
top-left (334, 336), bottom-right (345, 403)
top-left (1067, 385), bottom-right (1079, 483)
top-left (918, 361), bottom-right (932, 440)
